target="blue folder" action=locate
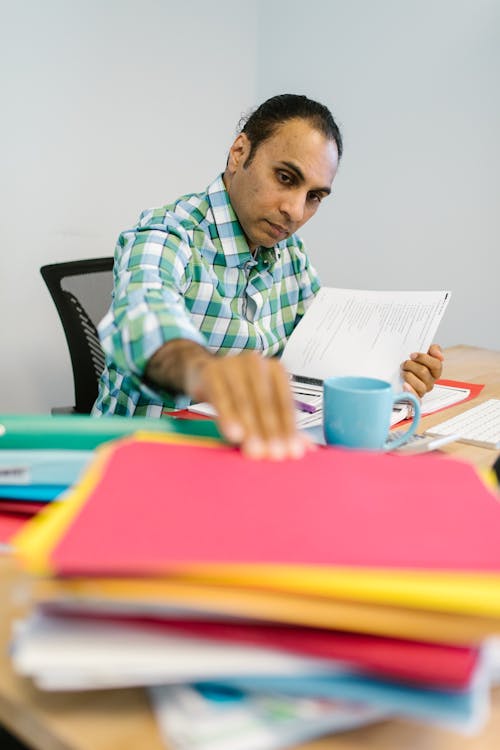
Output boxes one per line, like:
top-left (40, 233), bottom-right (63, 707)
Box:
top-left (0, 485), bottom-right (68, 501)
top-left (210, 670), bottom-right (487, 733)
top-left (0, 450), bottom-right (93, 486)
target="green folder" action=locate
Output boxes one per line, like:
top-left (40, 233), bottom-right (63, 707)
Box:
top-left (0, 414), bottom-right (221, 450)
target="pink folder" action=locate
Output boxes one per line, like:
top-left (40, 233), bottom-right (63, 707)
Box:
top-left (48, 437), bottom-right (500, 576)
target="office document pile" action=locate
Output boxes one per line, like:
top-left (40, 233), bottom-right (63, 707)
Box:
top-left (8, 430), bottom-right (500, 750)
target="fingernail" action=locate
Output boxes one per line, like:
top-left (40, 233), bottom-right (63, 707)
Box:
top-left (289, 437), bottom-right (306, 459)
top-left (303, 436), bottom-right (317, 452)
top-left (410, 352), bottom-right (418, 360)
top-left (268, 440), bottom-right (286, 461)
top-left (403, 383), bottom-right (413, 393)
top-left (243, 437), bottom-right (265, 459)
top-left (223, 422), bottom-right (244, 443)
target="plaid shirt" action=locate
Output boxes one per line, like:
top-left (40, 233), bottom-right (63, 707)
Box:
top-left (93, 175), bottom-right (320, 416)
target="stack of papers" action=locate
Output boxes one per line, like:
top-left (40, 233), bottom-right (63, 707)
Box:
top-left (290, 379), bottom-right (477, 431)
top-left (188, 380), bottom-right (476, 431)
top-left (9, 432), bottom-right (500, 747)
top-left (150, 683), bottom-right (390, 750)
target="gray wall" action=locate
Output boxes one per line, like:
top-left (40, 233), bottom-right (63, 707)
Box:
top-left (258, 0), bottom-right (500, 351)
top-left (1, 0), bottom-right (498, 413)
top-left (0, 0), bottom-right (257, 412)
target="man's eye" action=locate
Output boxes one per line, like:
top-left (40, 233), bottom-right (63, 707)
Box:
top-left (308, 193), bottom-right (322, 204)
top-left (277, 172), bottom-right (293, 184)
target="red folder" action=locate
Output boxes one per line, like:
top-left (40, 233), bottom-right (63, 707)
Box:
top-left (101, 615), bottom-right (478, 689)
top-left (0, 512), bottom-right (31, 544)
top-left (0, 501), bottom-right (45, 515)
top-left (48, 437), bottom-right (500, 576)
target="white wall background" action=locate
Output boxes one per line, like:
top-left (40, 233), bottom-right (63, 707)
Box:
top-left (257, 0), bottom-right (500, 351)
top-left (0, 0), bottom-right (258, 412)
top-left (1, 0), bottom-right (498, 413)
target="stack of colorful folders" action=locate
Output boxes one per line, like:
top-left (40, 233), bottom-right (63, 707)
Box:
top-left (0, 414), bottom-right (219, 547)
top-left (10, 431), bottom-right (500, 749)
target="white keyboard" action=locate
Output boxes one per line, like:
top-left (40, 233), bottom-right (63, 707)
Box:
top-left (427, 399), bottom-right (500, 449)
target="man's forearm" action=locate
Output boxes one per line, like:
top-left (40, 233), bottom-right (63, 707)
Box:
top-left (145, 339), bottom-right (212, 398)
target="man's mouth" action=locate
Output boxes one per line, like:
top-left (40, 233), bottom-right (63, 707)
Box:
top-left (266, 220), bottom-right (289, 238)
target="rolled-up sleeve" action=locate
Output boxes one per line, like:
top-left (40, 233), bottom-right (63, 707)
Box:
top-left (99, 215), bottom-right (207, 382)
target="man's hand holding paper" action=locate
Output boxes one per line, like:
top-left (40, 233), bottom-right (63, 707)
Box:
top-left (402, 344), bottom-right (445, 398)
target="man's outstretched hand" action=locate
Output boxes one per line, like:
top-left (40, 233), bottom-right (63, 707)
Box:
top-left (147, 341), bottom-right (310, 460)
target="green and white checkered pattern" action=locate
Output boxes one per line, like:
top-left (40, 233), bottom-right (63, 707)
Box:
top-left (93, 175), bottom-right (320, 416)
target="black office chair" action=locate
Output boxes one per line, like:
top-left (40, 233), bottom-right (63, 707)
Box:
top-left (40, 258), bottom-right (114, 414)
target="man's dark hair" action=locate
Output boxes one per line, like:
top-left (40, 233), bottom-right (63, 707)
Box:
top-left (239, 94), bottom-right (343, 166)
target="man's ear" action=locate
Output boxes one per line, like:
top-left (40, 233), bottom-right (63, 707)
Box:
top-left (227, 133), bottom-right (251, 173)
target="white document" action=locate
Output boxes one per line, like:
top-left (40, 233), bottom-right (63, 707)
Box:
top-left (420, 384), bottom-right (470, 415)
top-left (12, 611), bottom-right (342, 691)
top-left (188, 395), bottom-right (323, 426)
top-left (281, 288), bottom-right (451, 390)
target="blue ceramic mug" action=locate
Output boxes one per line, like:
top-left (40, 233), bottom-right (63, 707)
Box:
top-left (323, 376), bottom-right (420, 450)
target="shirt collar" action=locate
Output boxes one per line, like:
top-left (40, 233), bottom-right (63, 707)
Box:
top-left (206, 175), bottom-right (279, 268)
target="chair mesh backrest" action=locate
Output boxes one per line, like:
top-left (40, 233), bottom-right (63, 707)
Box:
top-left (60, 270), bottom-right (115, 329)
top-left (63, 290), bottom-right (106, 380)
top-left (41, 258), bottom-right (114, 413)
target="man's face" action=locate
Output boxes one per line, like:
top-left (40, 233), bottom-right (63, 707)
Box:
top-left (223, 118), bottom-right (339, 251)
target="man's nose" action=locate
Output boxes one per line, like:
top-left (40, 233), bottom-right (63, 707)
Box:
top-left (280, 191), bottom-right (307, 224)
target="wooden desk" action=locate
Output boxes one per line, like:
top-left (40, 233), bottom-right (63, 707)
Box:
top-left (1, 345), bottom-right (500, 750)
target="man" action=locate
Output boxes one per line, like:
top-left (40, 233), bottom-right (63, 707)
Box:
top-left (94, 94), bottom-right (443, 458)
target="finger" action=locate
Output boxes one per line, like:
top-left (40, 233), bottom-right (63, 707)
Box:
top-left (240, 356), bottom-right (303, 460)
top-left (408, 352), bottom-right (443, 381)
top-left (266, 359), bottom-right (307, 459)
top-left (403, 381), bottom-right (419, 397)
top-left (402, 370), bottom-right (428, 398)
top-left (240, 355), bottom-right (283, 458)
top-left (205, 354), bottom-right (279, 458)
top-left (201, 357), bottom-right (251, 445)
top-left (402, 361), bottom-right (434, 394)
top-left (428, 343), bottom-right (444, 361)
top-left (268, 359), bottom-right (296, 435)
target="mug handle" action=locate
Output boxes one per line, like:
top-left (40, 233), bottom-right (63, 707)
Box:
top-left (383, 392), bottom-right (421, 450)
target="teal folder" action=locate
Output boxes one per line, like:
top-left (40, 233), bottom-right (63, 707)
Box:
top-left (0, 485), bottom-right (67, 501)
top-left (0, 414), bottom-right (221, 450)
